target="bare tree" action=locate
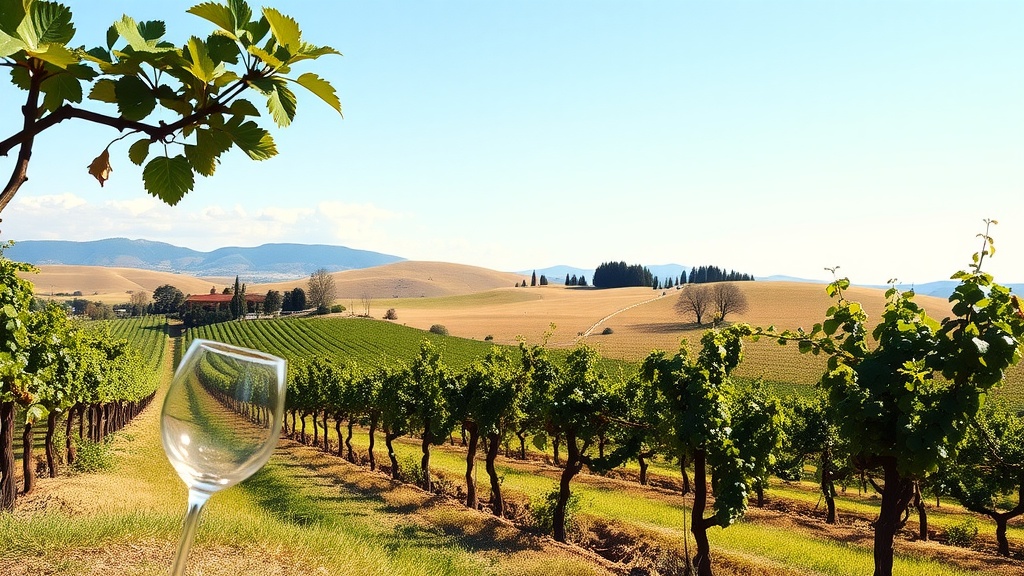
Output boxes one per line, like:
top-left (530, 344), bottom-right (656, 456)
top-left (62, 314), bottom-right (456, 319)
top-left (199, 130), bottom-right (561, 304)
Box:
top-left (307, 268), bottom-right (338, 312)
top-left (128, 290), bottom-right (150, 316)
top-left (675, 284), bottom-right (713, 325)
top-left (712, 283), bottom-right (749, 322)
top-left (361, 293), bottom-right (372, 317)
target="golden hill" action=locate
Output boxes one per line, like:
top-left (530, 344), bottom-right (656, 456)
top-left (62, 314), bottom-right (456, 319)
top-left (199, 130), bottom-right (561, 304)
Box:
top-left (24, 261), bottom-right (525, 303)
top-left (375, 281), bottom-right (954, 359)
top-left (251, 260), bottom-right (525, 299)
top-left (24, 265), bottom-right (232, 301)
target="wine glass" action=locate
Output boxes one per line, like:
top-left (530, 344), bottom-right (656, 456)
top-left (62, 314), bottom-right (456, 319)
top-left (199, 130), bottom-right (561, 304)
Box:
top-left (161, 338), bottom-right (287, 576)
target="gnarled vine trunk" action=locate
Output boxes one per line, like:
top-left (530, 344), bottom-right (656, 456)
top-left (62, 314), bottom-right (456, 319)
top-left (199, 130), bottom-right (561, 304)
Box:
top-left (0, 401), bottom-right (16, 511)
top-left (65, 405), bottom-right (77, 466)
top-left (821, 447), bottom-right (837, 524)
top-left (553, 432), bottom-right (586, 543)
top-left (346, 419), bottom-right (355, 463)
top-left (45, 412), bottom-right (58, 478)
top-left (367, 414), bottom-right (377, 471)
top-left (690, 448), bottom-right (717, 576)
top-left (334, 415), bottom-right (344, 458)
top-left (485, 431), bottom-right (503, 517)
top-left (421, 417), bottom-right (433, 491)
top-left (385, 427), bottom-right (400, 480)
top-left (22, 420), bottom-right (35, 494)
top-left (872, 458), bottom-right (916, 576)
top-left (463, 421), bottom-right (479, 509)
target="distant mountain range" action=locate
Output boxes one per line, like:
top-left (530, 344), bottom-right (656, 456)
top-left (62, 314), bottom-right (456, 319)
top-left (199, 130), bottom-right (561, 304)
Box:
top-left (7, 238), bottom-right (405, 282)
top-left (10, 239), bottom-right (1020, 299)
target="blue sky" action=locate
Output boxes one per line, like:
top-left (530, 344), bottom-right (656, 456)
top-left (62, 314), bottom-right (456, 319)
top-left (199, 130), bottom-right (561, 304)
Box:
top-left (1, 1), bottom-right (1021, 284)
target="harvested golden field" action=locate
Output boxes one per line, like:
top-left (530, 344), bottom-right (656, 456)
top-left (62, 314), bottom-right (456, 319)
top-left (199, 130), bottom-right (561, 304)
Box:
top-left (24, 261), bottom-right (522, 305)
top-left (254, 260), bottom-right (524, 300)
top-left (23, 265), bottom-right (232, 304)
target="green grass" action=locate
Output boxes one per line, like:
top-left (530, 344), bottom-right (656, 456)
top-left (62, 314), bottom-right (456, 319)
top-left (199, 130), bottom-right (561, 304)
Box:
top-left (322, 423), bottom-right (1019, 576)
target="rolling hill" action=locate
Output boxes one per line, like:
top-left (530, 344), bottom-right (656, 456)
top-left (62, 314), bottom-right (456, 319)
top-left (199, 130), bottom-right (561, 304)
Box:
top-left (7, 238), bottom-right (405, 280)
top-left (24, 261), bottom-right (524, 303)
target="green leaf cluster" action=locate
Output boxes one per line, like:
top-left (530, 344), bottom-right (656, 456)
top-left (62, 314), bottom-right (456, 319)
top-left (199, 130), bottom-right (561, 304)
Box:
top-left (754, 222), bottom-right (1024, 481)
top-left (640, 325), bottom-right (763, 528)
top-left (3, 0), bottom-right (341, 206)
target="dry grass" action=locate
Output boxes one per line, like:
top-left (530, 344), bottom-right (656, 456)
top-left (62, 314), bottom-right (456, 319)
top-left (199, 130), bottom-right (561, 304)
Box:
top-left (24, 265), bottom-right (232, 304)
top-left (255, 261), bottom-right (525, 300)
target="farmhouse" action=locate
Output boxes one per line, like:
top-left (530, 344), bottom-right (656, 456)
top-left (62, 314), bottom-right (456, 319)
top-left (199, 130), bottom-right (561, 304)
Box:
top-left (184, 288), bottom-right (266, 313)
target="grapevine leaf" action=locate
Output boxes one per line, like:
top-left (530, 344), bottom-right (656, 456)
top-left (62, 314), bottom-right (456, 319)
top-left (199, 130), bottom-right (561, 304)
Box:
top-left (40, 70), bottom-right (82, 112)
top-left (184, 128), bottom-right (232, 177)
top-left (212, 70), bottom-right (239, 88)
top-left (0, 30), bottom-right (26, 58)
top-left (31, 1), bottom-right (75, 45)
top-left (187, 2), bottom-right (235, 34)
top-left (159, 95), bottom-right (193, 115)
top-left (185, 36), bottom-right (219, 83)
top-left (262, 8), bottom-right (300, 53)
top-left (114, 15), bottom-right (162, 53)
top-left (251, 78), bottom-right (296, 127)
top-left (137, 20), bottom-right (165, 42)
top-left (184, 144), bottom-right (214, 177)
top-left (105, 23), bottom-right (117, 49)
top-left (143, 155), bottom-right (195, 205)
top-left (246, 44), bottom-right (282, 68)
top-left (0, 1), bottom-right (25, 37)
top-left (66, 62), bottom-right (97, 81)
top-left (531, 433), bottom-right (548, 452)
top-left (242, 15), bottom-right (270, 47)
top-left (25, 404), bottom-right (48, 424)
top-left (223, 119), bottom-right (276, 160)
top-left (227, 98), bottom-right (260, 117)
top-left (288, 43), bottom-right (342, 64)
top-left (10, 66), bottom-right (30, 89)
top-left (128, 138), bottom-right (151, 166)
top-left (87, 149), bottom-right (112, 187)
top-left (227, 0), bottom-right (253, 32)
top-left (293, 72), bottom-right (342, 115)
top-left (26, 42), bottom-right (77, 68)
top-left (15, 7), bottom-right (39, 50)
top-left (114, 75), bottom-right (157, 121)
top-left (206, 32), bottom-right (240, 64)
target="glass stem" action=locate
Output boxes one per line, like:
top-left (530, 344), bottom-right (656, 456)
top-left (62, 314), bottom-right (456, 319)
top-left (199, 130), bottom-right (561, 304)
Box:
top-left (170, 489), bottom-right (211, 576)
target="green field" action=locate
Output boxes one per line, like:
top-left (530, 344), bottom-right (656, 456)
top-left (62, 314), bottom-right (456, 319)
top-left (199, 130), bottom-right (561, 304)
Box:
top-left (186, 316), bottom-right (633, 376)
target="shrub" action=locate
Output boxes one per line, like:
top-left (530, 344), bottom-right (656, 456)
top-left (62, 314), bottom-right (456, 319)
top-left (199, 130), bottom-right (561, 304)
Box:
top-left (946, 519), bottom-right (978, 548)
top-left (397, 454), bottom-right (425, 486)
top-left (531, 487), bottom-right (584, 541)
top-left (601, 327), bottom-right (614, 335)
top-left (429, 324), bottom-right (449, 336)
top-left (484, 335), bottom-right (493, 341)
top-left (331, 304), bottom-right (345, 313)
top-left (384, 308), bottom-right (398, 320)
top-left (316, 305), bottom-right (330, 315)
top-left (70, 437), bottom-right (115, 474)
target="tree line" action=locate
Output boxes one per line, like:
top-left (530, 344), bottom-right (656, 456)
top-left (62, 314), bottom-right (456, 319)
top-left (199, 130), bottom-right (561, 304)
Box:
top-left (588, 261), bottom-right (755, 290)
